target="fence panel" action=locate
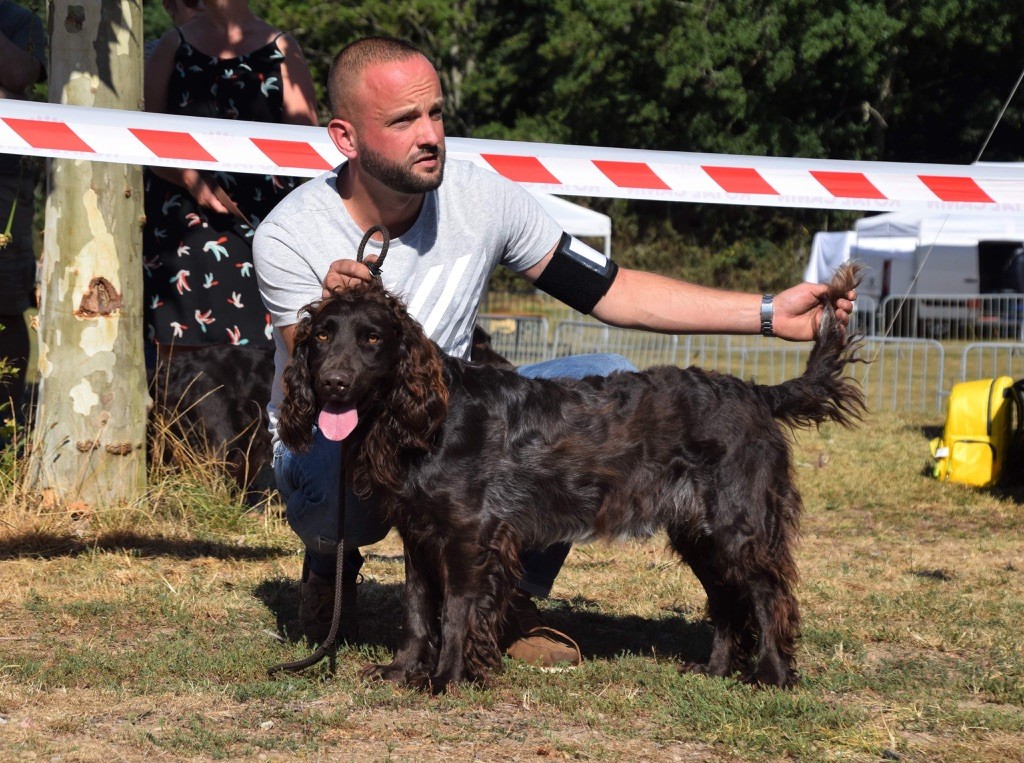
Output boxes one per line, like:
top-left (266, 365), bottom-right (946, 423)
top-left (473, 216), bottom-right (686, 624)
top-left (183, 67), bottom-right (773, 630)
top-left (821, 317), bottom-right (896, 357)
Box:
top-left (672, 335), bottom-right (811, 384)
top-left (851, 295), bottom-right (878, 336)
top-left (856, 337), bottom-right (946, 413)
top-left (484, 293), bottom-right (950, 414)
top-left (477, 314), bottom-right (551, 365)
top-left (877, 294), bottom-right (1024, 342)
top-left (551, 320), bottom-right (680, 369)
top-left (960, 342), bottom-right (1024, 382)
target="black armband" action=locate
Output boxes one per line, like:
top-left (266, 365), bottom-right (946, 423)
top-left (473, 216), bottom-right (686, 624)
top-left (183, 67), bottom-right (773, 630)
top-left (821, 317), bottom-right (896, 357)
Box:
top-left (533, 232), bottom-right (619, 314)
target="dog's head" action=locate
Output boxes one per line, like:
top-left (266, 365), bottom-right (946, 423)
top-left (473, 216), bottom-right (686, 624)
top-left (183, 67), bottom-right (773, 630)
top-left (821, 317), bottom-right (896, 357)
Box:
top-left (278, 280), bottom-right (449, 467)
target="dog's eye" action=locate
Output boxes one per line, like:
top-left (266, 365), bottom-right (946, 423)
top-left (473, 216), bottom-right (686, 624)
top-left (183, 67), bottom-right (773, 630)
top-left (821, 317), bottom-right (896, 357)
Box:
top-left (315, 331), bottom-right (329, 342)
top-left (366, 332), bottom-right (381, 345)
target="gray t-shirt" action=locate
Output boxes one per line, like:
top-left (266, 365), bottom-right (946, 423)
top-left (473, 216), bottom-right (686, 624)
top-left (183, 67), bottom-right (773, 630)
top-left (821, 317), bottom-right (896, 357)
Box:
top-left (253, 158), bottom-right (563, 441)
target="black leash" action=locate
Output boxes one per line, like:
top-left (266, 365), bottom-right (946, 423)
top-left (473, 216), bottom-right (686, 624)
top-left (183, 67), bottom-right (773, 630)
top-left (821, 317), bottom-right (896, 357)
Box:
top-left (357, 224), bottom-right (390, 278)
top-left (267, 450), bottom-right (351, 677)
top-left (268, 225), bottom-right (391, 678)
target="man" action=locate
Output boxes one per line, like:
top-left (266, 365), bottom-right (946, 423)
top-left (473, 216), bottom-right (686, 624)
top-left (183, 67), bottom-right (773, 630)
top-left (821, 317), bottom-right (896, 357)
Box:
top-left (253, 36), bottom-right (854, 669)
top-left (0, 0), bottom-right (45, 440)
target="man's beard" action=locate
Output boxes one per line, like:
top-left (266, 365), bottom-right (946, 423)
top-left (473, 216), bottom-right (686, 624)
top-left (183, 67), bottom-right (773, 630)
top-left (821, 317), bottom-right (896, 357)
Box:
top-left (360, 143), bottom-right (445, 194)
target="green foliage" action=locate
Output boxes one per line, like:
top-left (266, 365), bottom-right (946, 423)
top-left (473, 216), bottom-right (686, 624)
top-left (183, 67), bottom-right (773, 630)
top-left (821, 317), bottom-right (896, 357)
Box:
top-left (139, 1), bottom-right (1024, 289)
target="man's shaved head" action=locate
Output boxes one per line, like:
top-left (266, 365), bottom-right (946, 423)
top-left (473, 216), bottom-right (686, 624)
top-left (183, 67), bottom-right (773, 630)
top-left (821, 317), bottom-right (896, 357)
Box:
top-left (328, 36), bottom-right (427, 120)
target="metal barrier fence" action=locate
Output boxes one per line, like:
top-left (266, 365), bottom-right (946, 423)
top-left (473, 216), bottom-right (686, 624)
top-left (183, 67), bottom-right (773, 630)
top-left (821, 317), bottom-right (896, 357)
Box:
top-left (480, 310), bottom-right (949, 413)
top-left (482, 289), bottom-right (1024, 414)
top-left (877, 293), bottom-right (1024, 341)
top-left (857, 337), bottom-right (946, 413)
top-left (960, 342), bottom-right (1024, 381)
top-left (476, 314), bottom-right (550, 365)
top-left (850, 295), bottom-right (878, 336)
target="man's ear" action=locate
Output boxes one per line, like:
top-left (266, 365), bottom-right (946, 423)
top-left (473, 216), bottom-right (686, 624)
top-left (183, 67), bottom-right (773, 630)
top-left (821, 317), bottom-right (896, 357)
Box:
top-left (328, 118), bottom-right (357, 159)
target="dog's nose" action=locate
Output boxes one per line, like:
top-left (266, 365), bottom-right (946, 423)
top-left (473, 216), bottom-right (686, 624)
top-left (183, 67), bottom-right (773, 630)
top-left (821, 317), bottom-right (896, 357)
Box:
top-left (319, 372), bottom-right (350, 397)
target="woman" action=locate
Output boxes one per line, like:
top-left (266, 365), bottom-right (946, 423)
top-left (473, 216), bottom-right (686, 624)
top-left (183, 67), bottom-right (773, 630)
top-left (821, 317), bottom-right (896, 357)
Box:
top-left (143, 0), bottom-right (317, 359)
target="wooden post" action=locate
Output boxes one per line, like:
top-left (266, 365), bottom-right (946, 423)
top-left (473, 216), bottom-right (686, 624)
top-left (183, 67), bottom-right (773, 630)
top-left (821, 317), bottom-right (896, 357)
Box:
top-left (29, 1), bottom-right (147, 504)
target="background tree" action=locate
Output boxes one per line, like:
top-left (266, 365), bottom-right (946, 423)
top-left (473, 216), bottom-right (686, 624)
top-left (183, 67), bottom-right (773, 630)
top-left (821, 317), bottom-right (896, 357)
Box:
top-left (30, 0), bottom-right (147, 504)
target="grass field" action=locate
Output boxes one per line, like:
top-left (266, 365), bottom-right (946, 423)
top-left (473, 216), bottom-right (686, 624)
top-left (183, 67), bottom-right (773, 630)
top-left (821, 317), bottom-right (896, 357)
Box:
top-left (1, 411), bottom-right (1023, 762)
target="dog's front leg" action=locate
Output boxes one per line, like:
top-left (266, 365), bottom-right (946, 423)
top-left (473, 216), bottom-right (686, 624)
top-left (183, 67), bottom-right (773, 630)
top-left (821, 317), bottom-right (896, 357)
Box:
top-left (428, 586), bottom-right (473, 694)
top-left (362, 543), bottom-right (438, 686)
top-left (428, 535), bottom-right (511, 694)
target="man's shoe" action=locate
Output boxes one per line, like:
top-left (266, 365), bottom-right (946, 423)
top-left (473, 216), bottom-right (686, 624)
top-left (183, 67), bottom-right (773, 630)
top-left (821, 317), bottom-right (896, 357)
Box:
top-left (298, 563), bottom-right (359, 645)
top-left (502, 590), bottom-right (581, 671)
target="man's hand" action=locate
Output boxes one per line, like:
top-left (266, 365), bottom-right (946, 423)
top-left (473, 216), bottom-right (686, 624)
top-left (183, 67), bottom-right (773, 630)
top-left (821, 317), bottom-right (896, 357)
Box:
top-left (773, 282), bottom-right (856, 341)
top-left (321, 257), bottom-right (377, 299)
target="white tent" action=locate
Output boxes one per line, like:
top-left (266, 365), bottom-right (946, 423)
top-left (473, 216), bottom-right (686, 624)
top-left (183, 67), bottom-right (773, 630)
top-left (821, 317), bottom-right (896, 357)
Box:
top-left (528, 190), bottom-right (612, 257)
top-left (804, 230), bottom-right (916, 283)
top-left (854, 210), bottom-right (1024, 244)
top-left (805, 210), bottom-right (1024, 301)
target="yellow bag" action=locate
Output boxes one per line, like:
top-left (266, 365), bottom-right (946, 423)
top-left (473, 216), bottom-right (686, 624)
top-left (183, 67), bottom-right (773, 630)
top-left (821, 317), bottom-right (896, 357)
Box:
top-left (930, 376), bottom-right (1023, 487)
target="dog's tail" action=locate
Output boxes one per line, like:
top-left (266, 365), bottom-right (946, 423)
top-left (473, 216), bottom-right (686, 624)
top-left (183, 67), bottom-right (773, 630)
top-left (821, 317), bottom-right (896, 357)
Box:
top-left (757, 263), bottom-right (866, 430)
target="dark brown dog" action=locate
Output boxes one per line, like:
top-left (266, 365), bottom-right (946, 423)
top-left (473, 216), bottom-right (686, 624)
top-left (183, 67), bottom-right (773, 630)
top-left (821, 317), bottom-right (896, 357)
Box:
top-left (278, 266), bottom-right (864, 693)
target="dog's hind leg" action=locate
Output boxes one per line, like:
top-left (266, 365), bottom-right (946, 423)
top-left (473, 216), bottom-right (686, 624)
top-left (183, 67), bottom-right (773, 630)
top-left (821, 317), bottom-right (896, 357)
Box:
top-left (669, 529), bottom-right (744, 679)
top-left (745, 573), bottom-right (799, 688)
top-left (744, 485), bottom-right (801, 688)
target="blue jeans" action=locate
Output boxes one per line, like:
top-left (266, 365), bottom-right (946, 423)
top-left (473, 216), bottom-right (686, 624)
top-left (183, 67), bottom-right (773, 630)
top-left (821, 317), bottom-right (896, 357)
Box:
top-left (273, 353), bottom-right (638, 595)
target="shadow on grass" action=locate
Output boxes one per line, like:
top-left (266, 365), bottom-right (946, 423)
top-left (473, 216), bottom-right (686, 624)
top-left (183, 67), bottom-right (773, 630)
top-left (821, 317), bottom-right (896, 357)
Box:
top-left (0, 529), bottom-right (290, 561)
top-left (252, 576), bottom-right (713, 665)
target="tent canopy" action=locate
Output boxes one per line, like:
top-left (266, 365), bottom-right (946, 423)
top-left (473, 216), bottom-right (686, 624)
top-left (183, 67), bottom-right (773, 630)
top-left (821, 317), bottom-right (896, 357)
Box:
top-left (805, 210), bottom-right (1024, 282)
top-left (854, 210), bottom-right (1024, 243)
top-left (528, 190), bottom-right (612, 257)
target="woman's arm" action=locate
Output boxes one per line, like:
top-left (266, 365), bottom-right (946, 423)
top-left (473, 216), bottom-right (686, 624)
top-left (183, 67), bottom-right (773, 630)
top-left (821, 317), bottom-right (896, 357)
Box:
top-left (142, 30), bottom-right (229, 213)
top-left (275, 33), bottom-right (318, 127)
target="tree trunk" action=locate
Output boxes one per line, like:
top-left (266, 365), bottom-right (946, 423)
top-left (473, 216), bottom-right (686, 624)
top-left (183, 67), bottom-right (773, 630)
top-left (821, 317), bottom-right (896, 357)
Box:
top-left (29, 1), bottom-right (146, 505)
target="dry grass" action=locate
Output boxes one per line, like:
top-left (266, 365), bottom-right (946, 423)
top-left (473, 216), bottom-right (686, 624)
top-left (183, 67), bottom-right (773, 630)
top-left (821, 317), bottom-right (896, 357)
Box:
top-left (1, 411), bottom-right (1023, 761)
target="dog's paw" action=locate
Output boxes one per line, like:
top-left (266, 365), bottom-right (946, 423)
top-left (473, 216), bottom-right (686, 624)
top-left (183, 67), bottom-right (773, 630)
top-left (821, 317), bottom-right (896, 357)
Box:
top-left (677, 660), bottom-right (730, 679)
top-left (427, 666), bottom-right (469, 695)
top-left (361, 661), bottom-right (420, 685)
top-left (740, 664), bottom-right (800, 689)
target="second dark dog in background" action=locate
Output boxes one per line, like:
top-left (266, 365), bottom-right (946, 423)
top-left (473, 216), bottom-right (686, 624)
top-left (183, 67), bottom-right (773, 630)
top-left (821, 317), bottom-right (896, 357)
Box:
top-left (150, 343), bottom-right (276, 501)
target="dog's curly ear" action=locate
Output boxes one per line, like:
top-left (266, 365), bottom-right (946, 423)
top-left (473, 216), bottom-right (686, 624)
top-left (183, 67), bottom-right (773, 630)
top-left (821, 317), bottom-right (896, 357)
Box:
top-left (389, 313), bottom-right (449, 451)
top-left (380, 305), bottom-right (448, 452)
top-left (278, 315), bottom-right (318, 453)
top-left (362, 311), bottom-right (449, 495)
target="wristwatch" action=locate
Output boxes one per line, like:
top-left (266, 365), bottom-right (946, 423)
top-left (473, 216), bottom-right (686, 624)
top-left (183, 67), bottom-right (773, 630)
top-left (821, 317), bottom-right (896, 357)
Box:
top-left (760, 294), bottom-right (774, 337)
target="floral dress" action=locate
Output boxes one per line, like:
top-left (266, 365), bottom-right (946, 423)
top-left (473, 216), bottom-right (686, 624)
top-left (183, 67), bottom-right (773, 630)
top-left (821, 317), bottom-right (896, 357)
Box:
top-left (143, 29), bottom-right (301, 348)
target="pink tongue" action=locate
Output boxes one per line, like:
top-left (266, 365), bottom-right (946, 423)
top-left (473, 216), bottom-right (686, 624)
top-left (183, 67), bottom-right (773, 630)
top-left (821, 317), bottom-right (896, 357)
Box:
top-left (318, 403), bottom-right (359, 441)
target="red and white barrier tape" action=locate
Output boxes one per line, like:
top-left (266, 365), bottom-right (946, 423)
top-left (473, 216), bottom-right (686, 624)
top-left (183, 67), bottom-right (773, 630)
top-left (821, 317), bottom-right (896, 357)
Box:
top-left (4, 100), bottom-right (1024, 215)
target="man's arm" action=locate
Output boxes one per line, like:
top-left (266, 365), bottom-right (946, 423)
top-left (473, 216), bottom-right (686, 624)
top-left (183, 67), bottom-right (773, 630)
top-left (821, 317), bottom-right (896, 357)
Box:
top-left (520, 245), bottom-right (854, 342)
